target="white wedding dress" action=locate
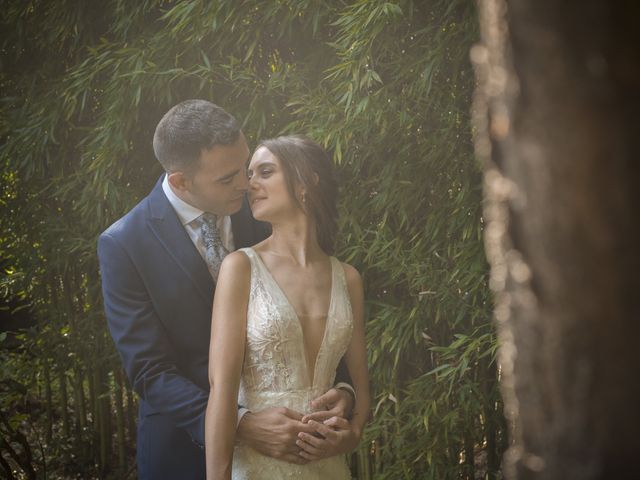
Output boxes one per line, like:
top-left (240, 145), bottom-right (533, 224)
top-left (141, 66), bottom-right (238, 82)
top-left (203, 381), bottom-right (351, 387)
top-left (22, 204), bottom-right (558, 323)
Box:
top-left (232, 247), bottom-right (353, 479)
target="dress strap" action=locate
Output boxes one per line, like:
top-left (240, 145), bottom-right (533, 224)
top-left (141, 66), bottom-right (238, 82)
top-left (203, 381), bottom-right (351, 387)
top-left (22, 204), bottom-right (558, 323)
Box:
top-left (330, 256), bottom-right (346, 287)
top-left (237, 246), bottom-right (254, 258)
top-left (236, 247), bottom-right (258, 275)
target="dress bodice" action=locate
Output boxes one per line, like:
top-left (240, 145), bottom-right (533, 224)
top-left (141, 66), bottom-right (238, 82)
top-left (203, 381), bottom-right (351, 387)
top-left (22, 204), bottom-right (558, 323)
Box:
top-left (237, 247), bottom-right (354, 413)
top-left (232, 247), bottom-right (353, 479)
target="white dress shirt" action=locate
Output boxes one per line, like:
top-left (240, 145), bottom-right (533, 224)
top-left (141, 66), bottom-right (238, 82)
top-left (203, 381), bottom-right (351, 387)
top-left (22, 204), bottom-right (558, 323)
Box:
top-left (162, 175), bottom-right (234, 254)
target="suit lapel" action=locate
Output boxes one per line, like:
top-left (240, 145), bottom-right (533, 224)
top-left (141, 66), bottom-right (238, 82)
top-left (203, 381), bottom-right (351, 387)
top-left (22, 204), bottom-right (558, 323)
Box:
top-left (146, 177), bottom-right (214, 306)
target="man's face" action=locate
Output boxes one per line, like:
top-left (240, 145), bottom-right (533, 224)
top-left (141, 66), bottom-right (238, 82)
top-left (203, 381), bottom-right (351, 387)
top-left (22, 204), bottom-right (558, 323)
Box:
top-left (179, 133), bottom-right (250, 216)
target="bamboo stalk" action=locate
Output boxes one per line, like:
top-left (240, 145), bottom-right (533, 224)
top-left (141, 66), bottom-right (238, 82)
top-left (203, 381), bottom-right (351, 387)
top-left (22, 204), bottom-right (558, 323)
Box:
top-left (71, 369), bottom-right (89, 464)
top-left (479, 354), bottom-right (499, 479)
top-left (91, 365), bottom-right (106, 471)
top-left (0, 411), bottom-right (36, 480)
top-left (485, 411), bottom-right (497, 480)
top-left (73, 370), bottom-right (87, 430)
top-left (43, 358), bottom-right (52, 444)
top-left (464, 432), bottom-right (474, 480)
top-left (88, 365), bottom-right (96, 427)
top-left (125, 381), bottom-right (136, 442)
top-left (95, 334), bottom-right (111, 475)
top-left (0, 451), bottom-right (17, 480)
top-left (114, 369), bottom-right (126, 472)
top-left (356, 443), bottom-right (371, 480)
top-left (96, 366), bottom-right (109, 475)
top-left (0, 432), bottom-right (22, 479)
top-left (58, 369), bottom-right (70, 438)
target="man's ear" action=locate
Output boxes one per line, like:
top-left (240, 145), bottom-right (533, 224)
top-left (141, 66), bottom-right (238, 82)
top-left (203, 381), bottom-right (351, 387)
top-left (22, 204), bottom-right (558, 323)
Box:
top-left (167, 171), bottom-right (189, 192)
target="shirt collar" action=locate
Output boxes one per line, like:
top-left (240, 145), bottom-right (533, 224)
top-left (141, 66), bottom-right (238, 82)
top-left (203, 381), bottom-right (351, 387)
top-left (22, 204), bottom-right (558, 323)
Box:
top-left (161, 174), bottom-right (204, 226)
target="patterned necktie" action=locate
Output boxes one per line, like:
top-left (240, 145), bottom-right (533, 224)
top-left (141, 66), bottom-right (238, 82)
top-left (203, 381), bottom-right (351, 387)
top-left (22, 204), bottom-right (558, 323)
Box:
top-left (198, 213), bottom-right (229, 280)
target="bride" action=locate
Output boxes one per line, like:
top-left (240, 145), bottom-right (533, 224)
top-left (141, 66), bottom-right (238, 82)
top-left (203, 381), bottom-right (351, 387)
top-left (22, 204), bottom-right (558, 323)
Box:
top-left (204, 135), bottom-right (370, 479)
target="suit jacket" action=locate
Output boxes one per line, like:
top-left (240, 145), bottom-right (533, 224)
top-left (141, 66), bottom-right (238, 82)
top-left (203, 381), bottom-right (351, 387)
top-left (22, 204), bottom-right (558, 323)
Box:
top-left (98, 177), bottom-right (269, 478)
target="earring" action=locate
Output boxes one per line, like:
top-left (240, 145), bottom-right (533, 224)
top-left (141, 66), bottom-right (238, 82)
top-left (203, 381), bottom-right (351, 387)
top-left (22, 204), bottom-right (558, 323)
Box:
top-left (302, 192), bottom-right (306, 203)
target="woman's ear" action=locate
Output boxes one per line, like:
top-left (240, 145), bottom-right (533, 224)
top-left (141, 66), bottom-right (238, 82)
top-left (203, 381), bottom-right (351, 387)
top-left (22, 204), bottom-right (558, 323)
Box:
top-left (295, 183), bottom-right (308, 205)
top-left (312, 172), bottom-right (320, 185)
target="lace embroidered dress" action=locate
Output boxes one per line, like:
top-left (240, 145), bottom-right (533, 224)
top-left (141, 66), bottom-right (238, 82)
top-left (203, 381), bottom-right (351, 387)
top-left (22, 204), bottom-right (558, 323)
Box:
top-left (232, 248), bottom-right (353, 479)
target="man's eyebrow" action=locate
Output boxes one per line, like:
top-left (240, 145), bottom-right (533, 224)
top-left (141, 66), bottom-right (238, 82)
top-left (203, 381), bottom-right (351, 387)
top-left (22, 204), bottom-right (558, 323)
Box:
top-left (214, 169), bottom-right (240, 182)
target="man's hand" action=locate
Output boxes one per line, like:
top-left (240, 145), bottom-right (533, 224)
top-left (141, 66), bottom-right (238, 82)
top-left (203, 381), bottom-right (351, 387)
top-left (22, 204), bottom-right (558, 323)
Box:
top-left (295, 416), bottom-right (361, 461)
top-left (301, 387), bottom-right (354, 424)
top-left (236, 407), bottom-right (317, 464)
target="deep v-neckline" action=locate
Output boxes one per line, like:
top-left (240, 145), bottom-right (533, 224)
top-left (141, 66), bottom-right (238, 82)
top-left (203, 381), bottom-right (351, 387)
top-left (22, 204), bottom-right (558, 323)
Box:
top-left (249, 248), bottom-right (335, 387)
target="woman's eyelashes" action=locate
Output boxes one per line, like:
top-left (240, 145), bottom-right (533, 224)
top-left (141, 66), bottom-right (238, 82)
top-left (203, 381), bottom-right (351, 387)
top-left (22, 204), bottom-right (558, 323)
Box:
top-left (248, 167), bottom-right (273, 179)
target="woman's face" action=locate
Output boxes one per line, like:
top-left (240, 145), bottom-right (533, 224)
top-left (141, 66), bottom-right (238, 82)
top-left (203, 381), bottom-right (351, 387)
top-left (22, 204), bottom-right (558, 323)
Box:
top-left (247, 146), bottom-right (301, 222)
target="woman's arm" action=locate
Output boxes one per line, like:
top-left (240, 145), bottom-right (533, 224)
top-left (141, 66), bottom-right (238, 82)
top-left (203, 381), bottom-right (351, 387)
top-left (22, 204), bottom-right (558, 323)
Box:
top-left (341, 264), bottom-right (370, 435)
top-left (297, 263), bottom-right (370, 459)
top-left (205, 252), bottom-right (251, 480)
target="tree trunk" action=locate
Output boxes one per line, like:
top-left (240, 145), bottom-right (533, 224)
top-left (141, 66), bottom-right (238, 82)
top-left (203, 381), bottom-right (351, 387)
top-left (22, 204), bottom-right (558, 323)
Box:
top-left (473, 0), bottom-right (640, 479)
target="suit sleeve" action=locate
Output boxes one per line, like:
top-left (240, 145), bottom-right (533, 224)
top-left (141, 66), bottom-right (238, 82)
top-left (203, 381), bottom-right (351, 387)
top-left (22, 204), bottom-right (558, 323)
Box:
top-left (98, 231), bottom-right (208, 446)
top-left (335, 358), bottom-right (353, 387)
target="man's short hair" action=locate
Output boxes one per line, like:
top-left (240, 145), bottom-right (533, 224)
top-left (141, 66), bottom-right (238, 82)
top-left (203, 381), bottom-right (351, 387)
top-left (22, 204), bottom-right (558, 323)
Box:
top-left (152, 99), bottom-right (240, 172)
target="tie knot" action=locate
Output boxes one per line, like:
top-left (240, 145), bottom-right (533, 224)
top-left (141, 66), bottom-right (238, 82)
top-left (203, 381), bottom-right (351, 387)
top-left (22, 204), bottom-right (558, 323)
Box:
top-left (199, 212), bottom-right (218, 228)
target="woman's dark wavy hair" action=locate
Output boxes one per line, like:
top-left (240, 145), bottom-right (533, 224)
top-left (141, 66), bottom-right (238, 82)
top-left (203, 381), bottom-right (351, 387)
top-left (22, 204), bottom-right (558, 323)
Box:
top-left (257, 135), bottom-right (338, 255)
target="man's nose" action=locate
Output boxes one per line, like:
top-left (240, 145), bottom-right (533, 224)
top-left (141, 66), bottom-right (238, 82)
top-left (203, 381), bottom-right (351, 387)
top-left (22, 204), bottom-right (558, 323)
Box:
top-left (237, 169), bottom-right (249, 190)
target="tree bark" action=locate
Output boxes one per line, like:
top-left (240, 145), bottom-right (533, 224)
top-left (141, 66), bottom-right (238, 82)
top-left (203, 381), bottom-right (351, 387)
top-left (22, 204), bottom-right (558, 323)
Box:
top-left (473, 0), bottom-right (640, 479)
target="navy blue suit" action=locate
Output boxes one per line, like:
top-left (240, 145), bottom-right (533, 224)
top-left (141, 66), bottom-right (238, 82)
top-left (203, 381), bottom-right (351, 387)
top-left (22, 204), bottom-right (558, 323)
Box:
top-left (98, 177), bottom-right (268, 479)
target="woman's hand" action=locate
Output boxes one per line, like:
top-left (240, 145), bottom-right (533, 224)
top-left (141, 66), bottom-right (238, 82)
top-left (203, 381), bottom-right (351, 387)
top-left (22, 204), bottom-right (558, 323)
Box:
top-left (295, 416), bottom-right (361, 461)
top-left (237, 407), bottom-right (316, 464)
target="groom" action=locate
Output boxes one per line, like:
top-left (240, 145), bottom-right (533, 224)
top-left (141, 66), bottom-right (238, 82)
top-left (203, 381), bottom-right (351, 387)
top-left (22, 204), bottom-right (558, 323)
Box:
top-left (98, 100), bottom-right (355, 479)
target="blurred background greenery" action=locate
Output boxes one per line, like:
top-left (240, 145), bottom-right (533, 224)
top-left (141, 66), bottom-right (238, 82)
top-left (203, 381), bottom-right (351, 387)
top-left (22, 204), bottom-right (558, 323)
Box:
top-left (0, 1), bottom-right (504, 478)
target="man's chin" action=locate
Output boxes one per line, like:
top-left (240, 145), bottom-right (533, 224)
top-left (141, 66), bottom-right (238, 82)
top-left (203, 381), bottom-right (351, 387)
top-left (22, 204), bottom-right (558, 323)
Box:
top-left (227, 197), bottom-right (245, 215)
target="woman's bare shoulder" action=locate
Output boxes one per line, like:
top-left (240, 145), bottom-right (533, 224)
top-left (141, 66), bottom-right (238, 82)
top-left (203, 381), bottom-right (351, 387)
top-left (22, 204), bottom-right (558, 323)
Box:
top-left (218, 250), bottom-right (251, 280)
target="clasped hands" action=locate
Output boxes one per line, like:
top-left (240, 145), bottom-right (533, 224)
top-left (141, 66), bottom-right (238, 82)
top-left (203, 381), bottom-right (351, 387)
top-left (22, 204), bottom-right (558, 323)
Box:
top-left (236, 388), bottom-right (360, 464)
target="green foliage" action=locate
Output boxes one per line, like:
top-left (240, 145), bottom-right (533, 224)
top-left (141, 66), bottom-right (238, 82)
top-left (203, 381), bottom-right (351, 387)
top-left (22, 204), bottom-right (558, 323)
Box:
top-left (1, 0), bottom-right (502, 478)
